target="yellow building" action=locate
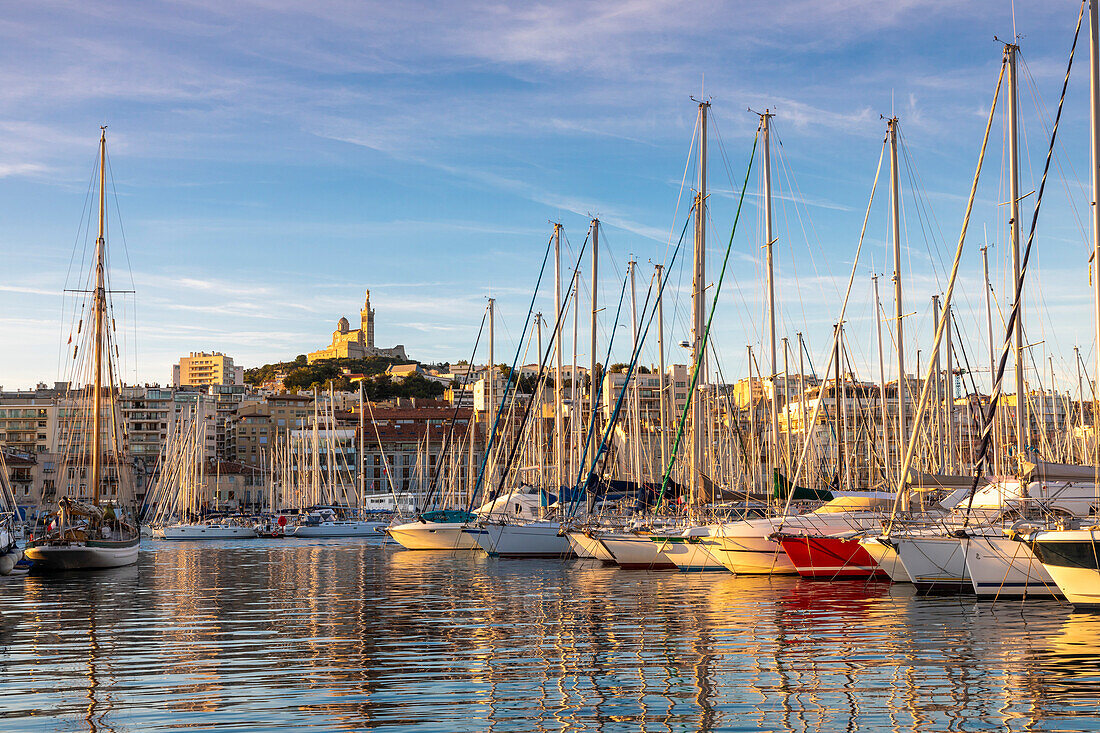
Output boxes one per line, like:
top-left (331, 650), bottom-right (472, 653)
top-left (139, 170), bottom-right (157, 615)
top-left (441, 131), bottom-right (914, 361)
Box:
top-left (173, 352), bottom-right (242, 387)
top-left (307, 289), bottom-right (407, 363)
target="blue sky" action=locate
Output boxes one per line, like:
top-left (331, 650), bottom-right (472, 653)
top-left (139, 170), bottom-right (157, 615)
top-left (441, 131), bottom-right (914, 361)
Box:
top-left (0, 1), bottom-right (1095, 394)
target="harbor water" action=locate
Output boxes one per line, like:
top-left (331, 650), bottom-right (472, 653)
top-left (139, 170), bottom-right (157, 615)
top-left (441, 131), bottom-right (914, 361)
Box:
top-left (2, 539), bottom-right (1100, 732)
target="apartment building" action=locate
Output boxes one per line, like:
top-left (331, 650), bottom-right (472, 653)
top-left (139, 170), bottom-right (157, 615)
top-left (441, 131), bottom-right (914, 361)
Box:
top-left (173, 352), bottom-right (244, 387)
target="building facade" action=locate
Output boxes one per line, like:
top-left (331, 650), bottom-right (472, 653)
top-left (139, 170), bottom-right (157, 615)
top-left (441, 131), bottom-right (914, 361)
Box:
top-left (173, 352), bottom-right (244, 387)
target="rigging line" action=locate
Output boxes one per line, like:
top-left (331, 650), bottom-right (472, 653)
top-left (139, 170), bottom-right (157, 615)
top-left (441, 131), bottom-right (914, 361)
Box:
top-left (656, 110), bottom-right (701, 287)
top-left (491, 234), bottom-right (588, 500)
top-left (565, 266), bottom-right (633, 518)
top-left (466, 232), bottom-right (555, 511)
top-left (956, 3), bottom-right (1084, 528)
top-left (570, 213), bottom-right (693, 515)
top-left (486, 232), bottom-right (585, 501)
top-left (416, 304), bottom-right (490, 514)
top-left (784, 130), bottom-right (888, 498)
top-left (1021, 54), bottom-right (1091, 249)
top-left (897, 126), bottom-right (950, 291)
top-left (657, 130), bottom-right (758, 505)
top-left (771, 120), bottom-right (839, 329)
top-left (592, 216), bottom-right (693, 509)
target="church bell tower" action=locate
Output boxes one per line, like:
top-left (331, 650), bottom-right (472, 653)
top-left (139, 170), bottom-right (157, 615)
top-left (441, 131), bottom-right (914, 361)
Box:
top-left (360, 289), bottom-right (375, 348)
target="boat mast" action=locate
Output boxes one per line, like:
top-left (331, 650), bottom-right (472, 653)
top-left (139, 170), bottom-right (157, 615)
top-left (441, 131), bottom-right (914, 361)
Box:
top-left (932, 295), bottom-right (943, 470)
top-left (945, 303), bottom-right (955, 472)
top-left (873, 275), bottom-right (890, 485)
top-left (1090, 0), bottom-right (1100, 469)
top-left (91, 127), bottom-right (107, 507)
top-left (692, 99), bottom-right (709, 497)
top-left (760, 110), bottom-right (781, 479)
top-left (656, 263), bottom-right (668, 488)
top-left (571, 268), bottom-right (579, 481)
top-left (553, 223), bottom-right (564, 492)
top-left (589, 218), bottom-right (599, 479)
top-left (1006, 41), bottom-right (1029, 458)
top-left (628, 258), bottom-right (642, 485)
top-left (888, 117), bottom-right (907, 481)
top-left (359, 380), bottom-right (365, 510)
top-left (487, 297), bottom-right (495, 492)
top-left (782, 337), bottom-right (791, 477)
top-left (536, 312), bottom-right (545, 489)
top-left (981, 243), bottom-right (999, 474)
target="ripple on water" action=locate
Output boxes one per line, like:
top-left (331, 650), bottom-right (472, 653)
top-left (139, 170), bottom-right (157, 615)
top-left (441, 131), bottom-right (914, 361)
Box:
top-left (1, 539), bottom-right (1099, 732)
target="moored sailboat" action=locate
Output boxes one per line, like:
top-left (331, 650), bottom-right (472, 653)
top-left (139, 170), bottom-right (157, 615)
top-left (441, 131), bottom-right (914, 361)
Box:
top-left (24, 128), bottom-right (140, 571)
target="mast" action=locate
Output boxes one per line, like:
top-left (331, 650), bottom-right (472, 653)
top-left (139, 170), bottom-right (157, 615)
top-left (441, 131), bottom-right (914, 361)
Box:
top-left (1006, 41), bottom-right (1029, 457)
top-left (1077, 345), bottom-right (1085, 463)
top-left (571, 269), bottom-right (579, 481)
top-left (782, 337), bottom-right (791, 474)
top-left (981, 243), bottom-right (999, 474)
top-left (888, 116), bottom-right (907, 481)
top-left (553, 223), bottom-right (564, 491)
top-left (536, 312), bottom-right (545, 489)
top-left (1090, 0), bottom-right (1100, 467)
top-left (692, 99), bottom-right (709, 494)
top-left (656, 263), bottom-right (668, 489)
top-left (761, 110), bottom-right (780, 484)
top-left (628, 259), bottom-right (642, 484)
top-left (797, 333), bottom-right (807, 477)
top-left (487, 297), bottom-right (495, 491)
top-left (359, 380), bottom-right (365, 510)
top-left (932, 295), bottom-right (943, 470)
top-left (91, 127), bottom-right (107, 507)
top-left (589, 219), bottom-right (599, 474)
top-left (945, 303), bottom-right (955, 472)
top-left (833, 324), bottom-right (842, 483)
top-left (873, 275), bottom-right (890, 485)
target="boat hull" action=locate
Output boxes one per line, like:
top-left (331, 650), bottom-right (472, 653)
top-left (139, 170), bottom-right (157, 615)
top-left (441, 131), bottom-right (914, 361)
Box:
top-left (778, 535), bottom-right (888, 580)
top-left (896, 536), bottom-right (971, 593)
top-left (161, 524), bottom-right (258, 540)
top-left (288, 521), bottom-right (387, 538)
top-left (663, 527), bottom-right (727, 572)
top-left (24, 538), bottom-right (139, 570)
top-left (565, 530), bottom-right (615, 562)
top-left (388, 521), bottom-right (480, 550)
top-left (858, 536), bottom-right (912, 582)
top-left (1028, 531), bottom-right (1100, 606)
top-left (964, 534), bottom-right (1059, 598)
top-left (600, 533), bottom-right (677, 570)
top-left (470, 521), bottom-right (573, 558)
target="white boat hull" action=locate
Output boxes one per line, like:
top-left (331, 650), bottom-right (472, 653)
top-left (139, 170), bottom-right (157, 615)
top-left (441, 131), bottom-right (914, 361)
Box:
top-left (1027, 529), bottom-right (1100, 606)
top-left (896, 535), bottom-right (970, 593)
top-left (565, 530), bottom-right (615, 562)
top-left (600, 533), bottom-right (677, 570)
top-left (964, 534), bottom-right (1059, 598)
top-left (664, 537), bottom-right (727, 572)
top-left (858, 536), bottom-right (911, 582)
top-left (24, 539), bottom-right (139, 570)
top-left (161, 524), bottom-right (258, 540)
top-left (388, 521), bottom-right (480, 550)
top-left (470, 521), bottom-right (573, 558)
top-left (288, 521), bottom-right (387, 538)
top-left (708, 531), bottom-right (797, 574)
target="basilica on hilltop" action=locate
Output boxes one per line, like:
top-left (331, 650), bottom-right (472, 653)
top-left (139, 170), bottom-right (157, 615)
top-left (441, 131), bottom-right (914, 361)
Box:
top-left (306, 289), bottom-right (408, 363)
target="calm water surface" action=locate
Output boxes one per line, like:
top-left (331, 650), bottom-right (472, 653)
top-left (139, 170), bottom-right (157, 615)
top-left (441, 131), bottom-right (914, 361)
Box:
top-left (2, 539), bottom-right (1100, 732)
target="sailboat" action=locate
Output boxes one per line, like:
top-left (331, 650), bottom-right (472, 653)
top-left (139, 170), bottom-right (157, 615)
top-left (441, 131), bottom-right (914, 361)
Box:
top-left (0, 451), bottom-right (21, 574)
top-left (24, 128), bottom-right (141, 570)
top-left (1017, 1), bottom-right (1100, 606)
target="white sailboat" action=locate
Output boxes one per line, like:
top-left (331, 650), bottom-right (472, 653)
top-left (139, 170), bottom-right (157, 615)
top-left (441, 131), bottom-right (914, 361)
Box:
top-left (25, 128), bottom-right (140, 571)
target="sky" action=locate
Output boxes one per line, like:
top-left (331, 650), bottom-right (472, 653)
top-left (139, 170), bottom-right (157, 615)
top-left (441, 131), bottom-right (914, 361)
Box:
top-left (0, 0), bottom-right (1096, 395)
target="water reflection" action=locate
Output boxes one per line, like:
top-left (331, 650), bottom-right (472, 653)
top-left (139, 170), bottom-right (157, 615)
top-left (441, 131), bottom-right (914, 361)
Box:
top-left (1, 541), bottom-right (1100, 731)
